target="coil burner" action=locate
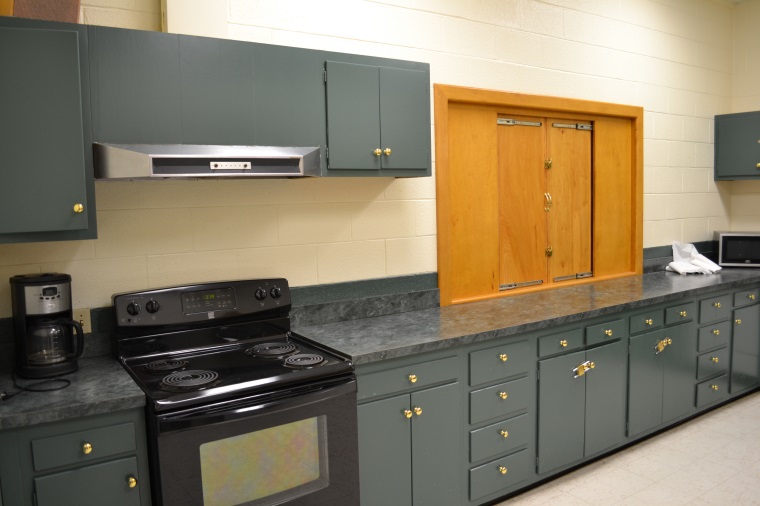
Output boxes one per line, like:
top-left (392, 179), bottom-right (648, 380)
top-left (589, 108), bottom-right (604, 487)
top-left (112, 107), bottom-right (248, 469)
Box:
top-left (160, 370), bottom-right (220, 392)
top-left (245, 342), bottom-right (299, 359)
top-left (145, 359), bottom-right (188, 373)
top-left (283, 353), bottom-right (326, 369)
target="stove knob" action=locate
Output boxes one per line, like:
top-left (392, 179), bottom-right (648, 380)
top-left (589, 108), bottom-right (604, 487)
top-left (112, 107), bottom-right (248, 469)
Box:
top-left (255, 288), bottom-right (267, 301)
top-left (270, 287), bottom-right (282, 299)
top-left (146, 299), bottom-right (160, 314)
top-left (126, 302), bottom-right (141, 316)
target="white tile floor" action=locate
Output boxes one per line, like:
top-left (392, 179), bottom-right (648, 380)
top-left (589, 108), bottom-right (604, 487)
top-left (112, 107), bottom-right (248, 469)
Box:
top-left (498, 390), bottom-right (760, 505)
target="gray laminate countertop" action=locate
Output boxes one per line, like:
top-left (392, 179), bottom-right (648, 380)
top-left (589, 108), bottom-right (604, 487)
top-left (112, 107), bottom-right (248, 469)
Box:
top-left (0, 356), bottom-right (145, 430)
top-left (294, 270), bottom-right (760, 365)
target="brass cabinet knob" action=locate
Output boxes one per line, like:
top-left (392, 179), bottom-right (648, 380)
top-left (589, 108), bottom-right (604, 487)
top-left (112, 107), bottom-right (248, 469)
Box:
top-left (588, 361), bottom-right (595, 369)
top-left (128, 476), bottom-right (138, 488)
top-left (499, 353), bottom-right (508, 362)
top-left (559, 340), bottom-right (568, 347)
top-left (680, 311), bottom-right (687, 317)
top-left (711, 385), bottom-right (719, 391)
top-left (73, 203), bottom-right (84, 213)
top-left (757, 163), bottom-right (760, 168)
top-left (500, 430), bottom-right (509, 438)
top-left (403, 409), bottom-right (413, 419)
top-left (713, 302), bottom-right (722, 308)
top-left (666, 338), bottom-right (672, 345)
top-left (712, 357), bottom-right (719, 363)
top-left (383, 148), bottom-right (392, 156)
top-left (82, 442), bottom-right (93, 455)
top-left (713, 329), bottom-right (720, 336)
top-left (498, 391), bottom-right (508, 400)
top-left (645, 319), bottom-right (653, 325)
top-left (655, 338), bottom-right (672, 354)
top-left (413, 406), bottom-right (422, 416)
top-left (499, 466), bottom-right (508, 475)
top-left (736, 319), bottom-right (743, 325)
top-left (408, 374), bottom-right (417, 383)
top-left (604, 329), bottom-right (613, 336)
top-left (373, 148), bottom-right (382, 156)
top-left (749, 294), bottom-right (757, 300)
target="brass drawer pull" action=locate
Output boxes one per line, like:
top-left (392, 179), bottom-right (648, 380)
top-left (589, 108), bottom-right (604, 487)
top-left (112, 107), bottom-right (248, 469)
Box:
top-left (736, 319), bottom-right (742, 325)
top-left (499, 353), bottom-right (508, 362)
top-left (403, 409), bottom-right (413, 419)
top-left (712, 329), bottom-right (720, 336)
top-left (373, 148), bottom-right (382, 156)
top-left (499, 466), bottom-right (508, 475)
top-left (713, 302), bottom-right (722, 308)
top-left (749, 294), bottom-right (757, 300)
top-left (500, 430), bottom-right (509, 438)
top-left (73, 203), bottom-right (84, 213)
top-left (498, 391), bottom-right (509, 400)
top-left (680, 311), bottom-right (687, 317)
top-left (408, 374), bottom-right (417, 383)
top-left (559, 340), bottom-right (568, 347)
top-left (128, 476), bottom-right (138, 488)
top-left (712, 357), bottom-right (719, 363)
top-left (711, 384), bottom-right (719, 391)
top-left (604, 329), bottom-right (613, 336)
top-left (82, 442), bottom-right (93, 455)
top-left (413, 406), bottom-right (422, 416)
top-left (383, 148), bottom-right (392, 156)
top-left (645, 319), bottom-right (653, 325)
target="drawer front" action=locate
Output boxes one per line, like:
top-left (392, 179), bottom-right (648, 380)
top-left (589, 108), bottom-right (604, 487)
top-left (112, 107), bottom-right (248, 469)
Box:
top-left (665, 302), bottom-right (696, 325)
top-left (734, 288), bottom-right (760, 308)
top-left (470, 377), bottom-right (529, 425)
top-left (537, 329), bottom-right (583, 358)
top-left (586, 319), bottom-right (625, 346)
top-left (697, 347), bottom-right (729, 380)
top-left (697, 320), bottom-right (731, 351)
top-left (696, 375), bottom-right (728, 408)
top-left (470, 413), bottom-right (530, 463)
top-left (699, 295), bottom-right (732, 324)
top-left (629, 309), bottom-right (664, 335)
top-left (357, 356), bottom-right (458, 400)
top-left (32, 422), bottom-right (136, 472)
top-left (470, 340), bottom-right (530, 386)
top-left (469, 449), bottom-right (531, 501)
top-left (34, 456), bottom-right (141, 506)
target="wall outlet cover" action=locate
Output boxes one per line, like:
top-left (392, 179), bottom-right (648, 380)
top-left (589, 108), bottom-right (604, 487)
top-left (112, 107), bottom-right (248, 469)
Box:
top-left (74, 308), bottom-right (92, 334)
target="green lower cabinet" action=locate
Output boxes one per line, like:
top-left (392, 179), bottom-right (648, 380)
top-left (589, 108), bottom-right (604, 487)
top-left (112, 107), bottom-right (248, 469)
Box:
top-left (469, 449), bottom-right (531, 501)
top-left (358, 382), bottom-right (461, 506)
top-left (731, 303), bottom-right (760, 394)
top-left (34, 457), bottom-right (141, 506)
top-left (537, 340), bottom-right (626, 474)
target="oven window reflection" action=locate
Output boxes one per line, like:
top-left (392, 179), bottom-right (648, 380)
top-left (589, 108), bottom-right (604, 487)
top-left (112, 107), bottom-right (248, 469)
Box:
top-left (200, 416), bottom-right (329, 506)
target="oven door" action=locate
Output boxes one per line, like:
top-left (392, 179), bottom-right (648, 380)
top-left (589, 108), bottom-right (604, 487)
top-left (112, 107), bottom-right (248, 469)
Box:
top-left (149, 376), bottom-right (360, 506)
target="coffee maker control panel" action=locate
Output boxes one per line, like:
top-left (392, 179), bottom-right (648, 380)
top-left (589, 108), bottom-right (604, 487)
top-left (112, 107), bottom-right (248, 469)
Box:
top-left (23, 283), bottom-right (72, 315)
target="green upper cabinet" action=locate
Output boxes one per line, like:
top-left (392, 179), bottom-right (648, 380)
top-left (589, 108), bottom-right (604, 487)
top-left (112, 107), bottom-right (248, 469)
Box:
top-left (714, 111), bottom-right (760, 180)
top-left (0, 19), bottom-right (96, 243)
top-left (325, 61), bottom-right (430, 176)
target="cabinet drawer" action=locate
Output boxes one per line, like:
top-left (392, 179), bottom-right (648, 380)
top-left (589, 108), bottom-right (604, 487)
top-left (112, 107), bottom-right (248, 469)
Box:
top-left (34, 456), bottom-right (141, 506)
top-left (470, 340), bottom-right (529, 386)
top-left (469, 449), bottom-right (531, 501)
top-left (696, 375), bottom-right (728, 408)
top-left (697, 321), bottom-right (731, 351)
top-left (697, 347), bottom-right (728, 380)
top-left (586, 319), bottom-right (625, 346)
top-left (734, 288), bottom-right (760, 308)
top-left (629, 309), bottom-right (663, 335)
top-left (470, 377), bottom-right (529, 425)
top-left (538, 329), bottom-right (582, 358)
top-left (357, 356), bottom-right (458, 400)
top-left (470, 413), bottom-right (529, 463)
top-left (32, 422), bottom-right (136, 472)
top-left (699, 295), bottom-right (731, 324)
top-left (665, 302), bottom-right (696, 325)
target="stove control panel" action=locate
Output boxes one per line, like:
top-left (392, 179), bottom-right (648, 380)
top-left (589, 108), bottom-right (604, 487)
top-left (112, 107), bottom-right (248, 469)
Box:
top-left (113, 278), bottom-right (291, 327)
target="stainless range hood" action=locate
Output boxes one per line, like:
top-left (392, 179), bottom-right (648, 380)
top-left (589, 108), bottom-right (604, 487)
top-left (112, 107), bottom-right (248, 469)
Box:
top-left (93, 143), bottom-right (321, 179)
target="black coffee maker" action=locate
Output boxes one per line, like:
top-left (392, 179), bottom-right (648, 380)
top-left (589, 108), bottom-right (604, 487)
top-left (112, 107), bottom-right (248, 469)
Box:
top-left (11, 273), bottom-right (84, 378)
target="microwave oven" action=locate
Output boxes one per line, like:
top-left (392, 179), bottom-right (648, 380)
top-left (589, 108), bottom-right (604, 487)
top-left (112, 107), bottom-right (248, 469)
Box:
top-left (716, 232), bottom-right (760, 267)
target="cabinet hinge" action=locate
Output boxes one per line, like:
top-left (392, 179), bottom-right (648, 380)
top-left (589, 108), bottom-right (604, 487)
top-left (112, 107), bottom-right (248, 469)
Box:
top-left (500, 280), bottom-right (543, 291)
top-left (553, 272), bottom-right (593, 282)
top-left (326, 146), bottom-right (329, 161)
top-left (536, 369), bottom-right (540, 381)
top-left (552, 122), bottom-right (593, 130)
top-left (497, 118), bottom-right (542, 127)
top-left (323, 69), bottom-right (327, 82)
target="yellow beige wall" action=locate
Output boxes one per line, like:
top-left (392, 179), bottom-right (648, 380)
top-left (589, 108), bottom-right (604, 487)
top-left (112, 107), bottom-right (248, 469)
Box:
top-left (0, 0), bottom-right (754, 316)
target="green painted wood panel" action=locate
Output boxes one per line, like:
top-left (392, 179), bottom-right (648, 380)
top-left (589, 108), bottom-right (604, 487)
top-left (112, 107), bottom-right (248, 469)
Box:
top-left (469, 449), bottom-right (531, 502)
top-left (665, 301), bottom-right (695, 325)
top-left (469, 340), bottom-right (529, 386)
top-left (627, 330), bottom-right (665, 436)
top-left (379, 66), bottom-right (429, 170)
top-left (734, 288), bottom-right (760, 308)
top-left (411, 383), bottom-right (461, 506)
top-left (586, 319), bottom-right (625, 346)
top-left (662, 321), bottom-right (696, 423)
top-left (357, 356), bottom-right (458, 400)
top-left (698, 321), bottom-right (731, 352)
top-left (537, 350), bottom-right (585, 474)
top-left (470, 414), bottom-right (530, 463)
top-left (731, 303), bottom-right (760, 394)
top-left (715, 111), bottom-right (760, 180)
top-left (358, 395), bottom-right (412, 506)
top-left (89, 26), bottom-right (182, 143)
top-left (470, 377), bottom-right (529, 425)
top-left (697, 347), bottom-right (728, 380)
top-left (584, 340), bottom-right (626, 457)
top-left (325, 61), bottom-right (381, 170)
top-left (629, 309), bottom-right (663, 335)
top-left (178, 36), bottom-right (255, 145)
top-left (31, 422), bottom-right (135, 471)
top-left (0, 27), bottom-right (89, 234)
top-left (34, 456), bottom-right (141, 506)
top-left (698, 294), bottom-right (731, 324)
top-left (696, 374), bottom-right (728, 407)
top-left (537, 328), bottom-right (583, 357)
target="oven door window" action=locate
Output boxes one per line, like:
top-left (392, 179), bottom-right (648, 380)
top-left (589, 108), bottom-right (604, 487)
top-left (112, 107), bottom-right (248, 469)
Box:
top-left (199, 416), bottom-right (328, 506)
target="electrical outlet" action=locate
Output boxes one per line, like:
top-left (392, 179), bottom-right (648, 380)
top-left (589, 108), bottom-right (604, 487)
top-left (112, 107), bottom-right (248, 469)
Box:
top-left (74, 308), bottom-right (92, 334)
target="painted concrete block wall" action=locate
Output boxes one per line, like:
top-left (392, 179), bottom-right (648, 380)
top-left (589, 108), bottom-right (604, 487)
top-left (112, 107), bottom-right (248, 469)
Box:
top-left (0, 0), bottom-right (752, 317)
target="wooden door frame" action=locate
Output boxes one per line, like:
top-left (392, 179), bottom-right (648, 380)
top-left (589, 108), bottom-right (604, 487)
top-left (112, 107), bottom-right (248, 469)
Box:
top-left (435, 84), bottom-right (644, 306)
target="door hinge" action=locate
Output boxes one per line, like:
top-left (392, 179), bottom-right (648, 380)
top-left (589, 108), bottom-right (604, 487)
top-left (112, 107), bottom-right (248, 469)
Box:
top-left (552, 122), bottom-right (593, 130)
top-left (497, 118), bottom-right (542, 127)
top-left (553, 272), bottom-right (593, 282)
top-left (500, 280), bottom-right (543, 291)
top-left (536, 369), bottom-right (540, 381)
top-left (325, 146), bottom-right (329, 161)
top-left (323, 69), bottom-right (327, 82)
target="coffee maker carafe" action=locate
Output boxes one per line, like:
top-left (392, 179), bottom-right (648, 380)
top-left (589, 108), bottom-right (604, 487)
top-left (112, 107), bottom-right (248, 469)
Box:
top-left (11, 273), bottom-right (84, 378)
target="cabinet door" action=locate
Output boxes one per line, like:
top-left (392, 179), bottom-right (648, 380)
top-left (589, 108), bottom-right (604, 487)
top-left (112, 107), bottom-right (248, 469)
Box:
top-left (537, 350), bottom-right (586, 474)
top-left (661, 322), bottom-right (696, 423)
top-left (585, 340), bottom-right (626, 457)
top-left (411, 383), bottom-right (461, 506)
top-left (358, 395), bottom-right (412, 506)
top-left (325, 61), bottom-right (381, 170)
top-left (715, 111), bottom-right (760, 179)
top-left (0, 27), bottom-right (89, 234)
top-left (731, 304), bottom-right (760, 394)
top-left (627, 330), bottom-right (665, 436)
top-left (34, 457), bottom-right (141, 506)
top-left (379, 66), bottom-right (429, 170)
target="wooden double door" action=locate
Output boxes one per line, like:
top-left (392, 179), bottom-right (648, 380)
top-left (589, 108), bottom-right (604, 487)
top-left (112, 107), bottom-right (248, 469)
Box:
top-left (498, 115), bottom-right (592, 291)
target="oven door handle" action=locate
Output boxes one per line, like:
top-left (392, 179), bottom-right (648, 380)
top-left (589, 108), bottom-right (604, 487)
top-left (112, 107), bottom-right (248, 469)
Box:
top-left (157, 377), bottom-right (356, 432)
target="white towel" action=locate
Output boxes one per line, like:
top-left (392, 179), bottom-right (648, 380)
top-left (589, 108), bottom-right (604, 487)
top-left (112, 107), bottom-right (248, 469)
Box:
top-left (667, 241), bottom-right (722, 275)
